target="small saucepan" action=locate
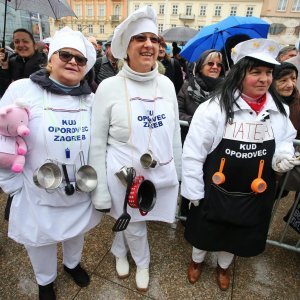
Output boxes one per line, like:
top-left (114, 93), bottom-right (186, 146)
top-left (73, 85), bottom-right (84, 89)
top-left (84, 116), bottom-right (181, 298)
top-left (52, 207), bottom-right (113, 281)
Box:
top-left (127, 176), bottom-right (156, 215)
top-left (75, 165), bottom-right (98, 192)
top-left (33, 162), bottom-right (62, 190)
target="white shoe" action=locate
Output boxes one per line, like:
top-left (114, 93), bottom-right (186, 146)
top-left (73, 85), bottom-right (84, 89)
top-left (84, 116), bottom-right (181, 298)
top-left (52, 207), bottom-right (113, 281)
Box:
top-left (116, 256), bottom-right (130, 279)
top-left (136, 267), bottom-right (149, 292)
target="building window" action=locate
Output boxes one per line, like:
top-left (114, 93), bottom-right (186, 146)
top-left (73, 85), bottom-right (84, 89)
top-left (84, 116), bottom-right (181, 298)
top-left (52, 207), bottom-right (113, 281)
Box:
top-left (77, 24), bottom-right (82, 32)
top-left (277, 0), bottom-right (288, 11)
top-left (214, 5), bottom-right (221, 16)
top-left (199, 5), bottom-right (206, 16)
top-left (99, 4), bottom-right (105, 17)
top-left (171, 24), bottom-right (176, 28)
top-left (100, 24), bottom-right (104, 34)
top-left (159, 4), bottom-right (165, 14)
top-left (134, 4), bottom-right (139, 11)
top-left (269, 23), bottom-right (286, 35)
top-left (114, 4), bottom-right (120, 16)
top-left (75, 5), bottom-right (81, 17)
top-left (230, 6), bottom-right (237, 16)
top-left (198, 25), bottom-right (204, 31)
top-left (86, 5), bottom-right (93, 17)
top-left (58, 23), bottom-right (64, 30)
top-left (186, 5), bottom-right (192, 16)
top-left (158, 24), bottom-right (164, 33)
top-left (292, 0), bottom-right (300, 11)
top-left (246, 7), bottom-right (254, 17)
top-left (172, 5), bottom-right (178, 15)
top-left (88, 24), bottom-right (93, 33)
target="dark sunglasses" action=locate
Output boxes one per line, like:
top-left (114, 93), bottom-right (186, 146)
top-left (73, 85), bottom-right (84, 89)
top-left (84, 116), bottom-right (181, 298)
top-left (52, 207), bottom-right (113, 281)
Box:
top-left (54, 50), bottom-right (88, 66)
top-left (130, 34), bottom-right (160, 44)
top-left (206, 61), bottom-right (223, 68)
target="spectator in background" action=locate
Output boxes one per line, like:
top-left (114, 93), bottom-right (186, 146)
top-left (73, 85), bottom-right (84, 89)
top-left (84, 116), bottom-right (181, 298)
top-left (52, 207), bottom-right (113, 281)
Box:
top-left (94, 38), bottom-right (118, 85)
top-left (0, 28), bottom-right (47, 97)
top-left (96, 40), bottom-right (104, 57)
top-left (158, 35), bottom-right (183, 94)
top-left (177, 49), bottom-right (224, 223)
top-left (88, 36), bottom-right (98, 51)
top-left (286, 39), bottom-right (300, 91)
top-left (276, 45), bottom-right (298, 62)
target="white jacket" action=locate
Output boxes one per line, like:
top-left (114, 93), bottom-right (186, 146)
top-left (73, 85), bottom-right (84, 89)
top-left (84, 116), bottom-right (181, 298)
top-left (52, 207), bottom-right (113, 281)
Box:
top-left (181, 92), bottom-right (296, 201)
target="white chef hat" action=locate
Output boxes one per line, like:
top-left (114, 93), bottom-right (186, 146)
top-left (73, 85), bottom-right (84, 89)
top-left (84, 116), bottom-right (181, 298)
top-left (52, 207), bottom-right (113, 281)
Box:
top-left (48, 26), bottom-right (96, 75)
top-left (231, 38), bottom-right (281, 65)
top-left (111, 6), bottom-right (158, 59)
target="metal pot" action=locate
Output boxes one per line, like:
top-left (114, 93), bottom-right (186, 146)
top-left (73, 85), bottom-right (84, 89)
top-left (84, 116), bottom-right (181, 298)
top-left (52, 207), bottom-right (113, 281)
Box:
top-left (75, 165), bottom-right (98, 192)
top-left (128, 176), bottom-right (156, 215)
top-left (33, 162), bottom-right (62, 190)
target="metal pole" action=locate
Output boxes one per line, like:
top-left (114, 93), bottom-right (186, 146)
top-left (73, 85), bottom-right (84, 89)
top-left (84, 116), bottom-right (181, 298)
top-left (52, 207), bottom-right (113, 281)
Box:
top-left (37, 13), bottom-right (43, 40)
top-left (2, 0), bottom-right (8, 48)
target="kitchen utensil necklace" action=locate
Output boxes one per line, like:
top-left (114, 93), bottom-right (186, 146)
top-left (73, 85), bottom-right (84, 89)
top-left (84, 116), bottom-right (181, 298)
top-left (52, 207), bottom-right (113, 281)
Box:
top-left (43, 90), bottom-right (85, 163)
top-left (123, 77), bottom-right (158, 171)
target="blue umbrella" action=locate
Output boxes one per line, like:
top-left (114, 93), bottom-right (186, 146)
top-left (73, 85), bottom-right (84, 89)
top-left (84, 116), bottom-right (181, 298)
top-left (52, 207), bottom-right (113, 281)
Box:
top-left (180, 16), bottom-right (270, 63)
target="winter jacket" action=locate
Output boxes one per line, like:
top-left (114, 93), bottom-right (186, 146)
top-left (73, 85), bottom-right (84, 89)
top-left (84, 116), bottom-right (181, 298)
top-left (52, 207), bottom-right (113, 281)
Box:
top-left (94, 55), bottom-right (118, 85)
top-left (160, 58), bottom-right (183, 94)
top-left (0, 51), bottom-right (47, 97)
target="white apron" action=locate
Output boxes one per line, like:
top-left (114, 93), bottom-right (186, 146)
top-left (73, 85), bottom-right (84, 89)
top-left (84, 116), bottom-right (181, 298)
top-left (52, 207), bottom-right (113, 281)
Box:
top-left (107, 78), bottom-right (179, 223)
top-left (8, 91), bottom-right (101, 246)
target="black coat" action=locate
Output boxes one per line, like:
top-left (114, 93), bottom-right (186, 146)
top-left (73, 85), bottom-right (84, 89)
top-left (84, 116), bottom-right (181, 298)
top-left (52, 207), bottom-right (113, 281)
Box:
top-left (0, 51), bottom-right (47, 97)
top-left (160, 58), bottom-right (183, 94)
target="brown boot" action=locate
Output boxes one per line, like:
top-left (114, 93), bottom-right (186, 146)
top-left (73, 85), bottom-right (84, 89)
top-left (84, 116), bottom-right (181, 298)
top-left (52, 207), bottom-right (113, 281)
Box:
top-left (216, 264), bottom-right (230, 291)
top-left (187, 260), bottom-right (202, 284)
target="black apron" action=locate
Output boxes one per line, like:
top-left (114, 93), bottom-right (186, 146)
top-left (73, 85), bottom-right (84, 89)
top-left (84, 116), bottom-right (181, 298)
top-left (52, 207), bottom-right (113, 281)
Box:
top-left (185, 116), bottom-right (276, 257)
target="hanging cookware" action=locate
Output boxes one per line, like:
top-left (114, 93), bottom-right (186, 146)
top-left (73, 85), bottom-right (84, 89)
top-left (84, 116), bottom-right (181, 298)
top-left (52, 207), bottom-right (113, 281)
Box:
top-left (140, 150), bottom-right (157, 169)
top-left (75, 151), bottom-right (98, 192)
top-left (127, 175), bottom-right (156, 216)
top-left (33, 161), bottom-right (62, 190)
top-left (112, 167), bottom-right (135, 232)
top-left (212, 157), bottom-right (226, 185)
top-left (251, 159), bottom-right (267, 193)
top-left (62, 163), bottom-right (75, 195)
top-left (115, 166), bottom-right (129, 187)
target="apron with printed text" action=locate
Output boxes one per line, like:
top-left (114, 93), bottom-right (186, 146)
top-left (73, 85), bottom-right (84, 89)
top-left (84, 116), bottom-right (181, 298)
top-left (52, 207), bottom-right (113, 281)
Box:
top-left (107, 79), bottom-right (179, 223)
top-left (185, 116), bottom-right (276, 257)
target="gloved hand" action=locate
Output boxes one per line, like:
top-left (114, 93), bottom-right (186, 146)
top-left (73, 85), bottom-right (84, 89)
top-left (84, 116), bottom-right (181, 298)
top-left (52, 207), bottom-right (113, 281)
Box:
top-left (274, 154), bottom-right (300, 173)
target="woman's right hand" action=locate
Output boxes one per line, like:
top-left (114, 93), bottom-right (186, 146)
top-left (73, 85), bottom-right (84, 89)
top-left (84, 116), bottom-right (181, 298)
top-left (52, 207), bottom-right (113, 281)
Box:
top-left (0, 48), bottom-right (9, 69)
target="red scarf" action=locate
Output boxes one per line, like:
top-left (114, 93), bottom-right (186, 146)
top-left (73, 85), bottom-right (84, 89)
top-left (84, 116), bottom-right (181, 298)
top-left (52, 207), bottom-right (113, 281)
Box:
top-left (242, 94), bottom-right (267, 114)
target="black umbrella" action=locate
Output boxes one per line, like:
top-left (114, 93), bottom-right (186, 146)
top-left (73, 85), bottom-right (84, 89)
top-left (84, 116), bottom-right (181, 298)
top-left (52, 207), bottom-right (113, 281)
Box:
top-left (1, 0), bottom-right (76, 48)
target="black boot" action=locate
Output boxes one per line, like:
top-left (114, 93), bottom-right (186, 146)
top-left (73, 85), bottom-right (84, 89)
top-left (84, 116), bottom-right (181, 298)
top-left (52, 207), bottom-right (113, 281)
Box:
top-left (63, 263), bottom-right (90, 287)
top-left (38, 282), bottom-right (56, 300)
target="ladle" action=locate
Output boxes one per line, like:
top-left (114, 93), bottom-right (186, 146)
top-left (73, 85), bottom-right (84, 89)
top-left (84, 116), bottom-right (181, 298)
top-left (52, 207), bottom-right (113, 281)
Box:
top-left (62, 164), bottom-right (75, 196)
top-left (212, 158), bottom-right (226, 185)
top-left (251, 159), bottom-right (267, 193)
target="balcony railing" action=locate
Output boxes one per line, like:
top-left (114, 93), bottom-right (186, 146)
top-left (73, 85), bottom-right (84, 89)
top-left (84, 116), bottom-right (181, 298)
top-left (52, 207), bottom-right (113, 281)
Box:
top-left (110, 15), bottom-right (121, 22)
top-left (179, 14), bottom-right (195, 20)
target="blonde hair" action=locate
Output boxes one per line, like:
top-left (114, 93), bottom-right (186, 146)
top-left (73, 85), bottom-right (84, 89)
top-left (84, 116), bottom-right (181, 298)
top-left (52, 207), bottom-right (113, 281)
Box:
top-left (202, 52), bottom-right (223, 66)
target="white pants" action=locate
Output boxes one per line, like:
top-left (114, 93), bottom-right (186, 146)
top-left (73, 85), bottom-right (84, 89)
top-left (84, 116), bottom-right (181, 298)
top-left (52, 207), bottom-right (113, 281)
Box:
top-left (25, 234), bottom-right (84, 285)
top-left (111, 221), bottom-right (150, 269)
top-left (192, 247), bottom-right (234, 269)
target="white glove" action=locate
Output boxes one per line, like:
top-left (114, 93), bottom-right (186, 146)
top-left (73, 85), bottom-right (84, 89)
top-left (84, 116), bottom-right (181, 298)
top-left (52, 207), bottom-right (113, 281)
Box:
top-left (188, 200), bottom-right (200, 209)
top-left (274, 154), bottom-right (300, 173)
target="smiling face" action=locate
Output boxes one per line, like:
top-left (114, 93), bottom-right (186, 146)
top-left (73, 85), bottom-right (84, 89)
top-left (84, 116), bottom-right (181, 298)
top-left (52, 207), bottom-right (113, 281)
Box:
top-left (200, 52), bottom-right (223, 78)
top-left (242, 66), bottom-right (273, 98)
top-left (49, 47), bottom-right (87, 86)
top-left (127, 32), bottom-right (159, 73)
top-left (275, 70), bottom-right (297, 97)
top-left (13, 31), bottom-right (35, 58)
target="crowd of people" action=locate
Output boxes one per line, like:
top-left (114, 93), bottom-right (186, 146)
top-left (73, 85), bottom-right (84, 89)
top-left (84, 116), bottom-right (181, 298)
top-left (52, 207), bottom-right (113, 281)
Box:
top-left (0, 5), bottom-right (300, 300)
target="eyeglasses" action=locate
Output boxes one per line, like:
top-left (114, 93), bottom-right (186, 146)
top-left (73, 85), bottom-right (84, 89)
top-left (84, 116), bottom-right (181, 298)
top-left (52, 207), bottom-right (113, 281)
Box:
top-left (130, 34), bottom-right (160, 44)
top-left (54, 50), bottom-right (88, 66)
top-left (206, 61), bottom-right (223, 68)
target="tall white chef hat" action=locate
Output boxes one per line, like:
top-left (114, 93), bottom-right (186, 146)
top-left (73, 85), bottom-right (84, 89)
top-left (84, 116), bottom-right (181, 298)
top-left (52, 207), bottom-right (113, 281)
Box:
top-left (111, 6), bottom-right (158, 59)
top-left (48, 26), bottom-right (96, 75)
top-left (231, 38), bottom-right (281, 65)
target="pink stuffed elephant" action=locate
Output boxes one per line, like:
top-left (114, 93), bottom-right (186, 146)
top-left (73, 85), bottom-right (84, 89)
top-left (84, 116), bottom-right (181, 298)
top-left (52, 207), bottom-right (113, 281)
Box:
top-left (0, 102), bottom-right (30, 173)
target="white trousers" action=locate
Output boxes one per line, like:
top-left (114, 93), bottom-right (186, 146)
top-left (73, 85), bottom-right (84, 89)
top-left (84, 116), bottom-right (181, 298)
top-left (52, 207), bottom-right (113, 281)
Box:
top-left (25, 234), bottom-right (84, 285)
top-left (111, 221), bottom-right (150, 269)
top-left (192, 247), bottom-right (234, 269)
